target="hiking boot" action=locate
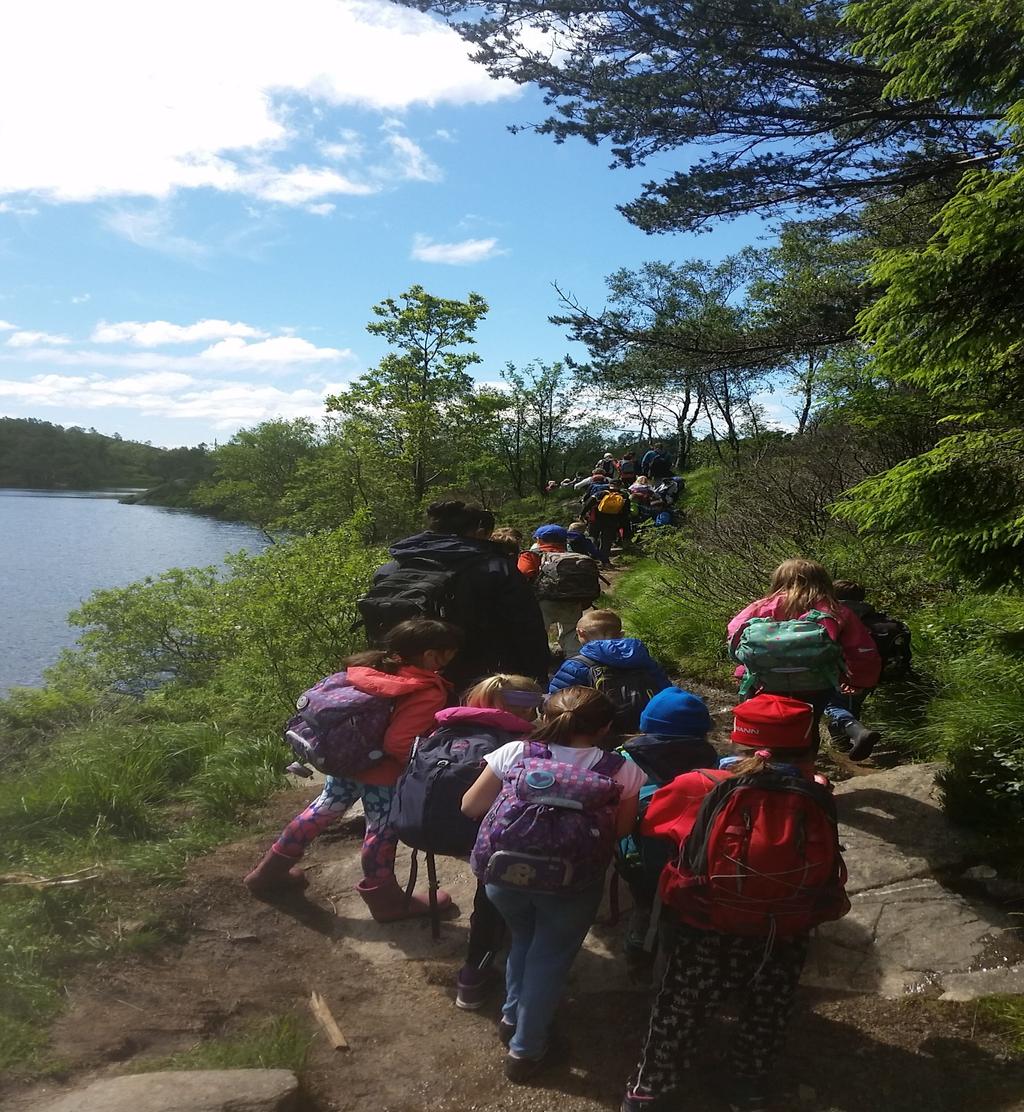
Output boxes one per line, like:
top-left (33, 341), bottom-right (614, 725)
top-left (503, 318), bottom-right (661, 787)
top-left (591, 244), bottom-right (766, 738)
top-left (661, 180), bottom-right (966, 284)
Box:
top-left (845, 721), bottom-right (881, 761)
top-left (356, 876), bottom-right (452, 923)
top-left (498, 1019), bottom-right (516, 1046)
top-left (243, 849), bottom-right (308, 896)
top-left (455, 965), bottom-right (496, 1011)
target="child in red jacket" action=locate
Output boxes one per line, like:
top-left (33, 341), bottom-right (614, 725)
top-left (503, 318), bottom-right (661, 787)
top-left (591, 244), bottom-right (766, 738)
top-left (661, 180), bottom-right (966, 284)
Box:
top-left (244, 619), bottom-right (461, 921)
top-left (622, 695), bottom-right (847, 1112)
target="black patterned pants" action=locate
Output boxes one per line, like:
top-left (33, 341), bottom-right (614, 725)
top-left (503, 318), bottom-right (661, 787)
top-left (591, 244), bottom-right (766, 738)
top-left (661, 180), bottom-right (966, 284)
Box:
top-left (627, 923), bottom-right (808, 1097)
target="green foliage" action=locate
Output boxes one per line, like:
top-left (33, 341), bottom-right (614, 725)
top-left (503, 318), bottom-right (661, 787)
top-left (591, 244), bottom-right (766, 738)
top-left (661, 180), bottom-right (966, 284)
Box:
top-left (978, 995), bottom-right (1024, 1053)
top-left (136, 1013), bottom-right (314, 1074)
top-left (0, 417), bottom-right (213, 490)
top-left (191, 419), bottom-right (319, 524)
top-left (67, 524), bottom-right (384, 725)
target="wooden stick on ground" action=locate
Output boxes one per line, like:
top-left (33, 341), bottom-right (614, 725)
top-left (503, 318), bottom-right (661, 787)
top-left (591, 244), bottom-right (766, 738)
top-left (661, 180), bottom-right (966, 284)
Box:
top-left (309, 991), bottom-right (349, 1051)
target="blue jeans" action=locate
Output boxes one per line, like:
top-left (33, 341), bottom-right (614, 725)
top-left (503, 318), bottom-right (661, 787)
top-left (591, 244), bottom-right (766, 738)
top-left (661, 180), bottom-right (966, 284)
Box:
top-left (824, 690), bottom-right (871, 737)
top-left (486, 881), bottom-right (604, 1059)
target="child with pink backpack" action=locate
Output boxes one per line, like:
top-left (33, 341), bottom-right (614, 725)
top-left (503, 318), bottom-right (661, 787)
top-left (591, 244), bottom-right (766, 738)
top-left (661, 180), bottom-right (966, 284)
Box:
top-left (462, 686), bottom-right (645, 1083)
top-left (244, 619), bottom-right (462, 921)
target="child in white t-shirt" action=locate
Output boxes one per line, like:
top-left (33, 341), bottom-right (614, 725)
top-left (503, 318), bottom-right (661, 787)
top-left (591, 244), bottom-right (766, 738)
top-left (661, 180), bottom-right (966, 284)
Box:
top-left (462, 686), bottom-right (643, 1083)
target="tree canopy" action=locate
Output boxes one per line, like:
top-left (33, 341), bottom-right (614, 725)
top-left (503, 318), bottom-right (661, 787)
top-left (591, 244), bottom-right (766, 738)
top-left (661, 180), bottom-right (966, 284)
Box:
top-left (403, 0), bottom-right (1006, 232)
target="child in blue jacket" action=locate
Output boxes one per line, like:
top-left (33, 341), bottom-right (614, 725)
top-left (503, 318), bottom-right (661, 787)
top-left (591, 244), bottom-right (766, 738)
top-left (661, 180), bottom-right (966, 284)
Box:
top-left (549, 610), bottom-right (669, 691)
top-left (549, 610), bottom-right (670, 731)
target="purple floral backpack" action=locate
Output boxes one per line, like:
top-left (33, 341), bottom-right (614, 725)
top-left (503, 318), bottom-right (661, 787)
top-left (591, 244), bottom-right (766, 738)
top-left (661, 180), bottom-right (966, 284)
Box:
top-left (283, 671), bottom-right (392, 778)
top-left (471, 742), bottom-right (625, 892)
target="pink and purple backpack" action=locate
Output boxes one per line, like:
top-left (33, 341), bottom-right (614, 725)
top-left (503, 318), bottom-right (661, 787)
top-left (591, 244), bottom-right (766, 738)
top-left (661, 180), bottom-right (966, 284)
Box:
top-left (283, 671), bottom-right (392, 778)
top-left (471, 742), bottom-right (625, 893)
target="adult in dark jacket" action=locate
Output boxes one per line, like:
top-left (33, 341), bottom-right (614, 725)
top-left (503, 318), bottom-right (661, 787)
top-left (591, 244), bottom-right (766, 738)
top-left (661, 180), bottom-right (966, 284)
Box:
top-left (371, 501), bottom-right (550, 690)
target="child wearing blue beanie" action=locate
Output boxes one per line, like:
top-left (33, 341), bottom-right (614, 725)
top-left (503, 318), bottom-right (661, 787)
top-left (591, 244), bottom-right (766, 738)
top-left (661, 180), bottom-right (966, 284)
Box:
top-left (615, 686), bottom-right (719, 978)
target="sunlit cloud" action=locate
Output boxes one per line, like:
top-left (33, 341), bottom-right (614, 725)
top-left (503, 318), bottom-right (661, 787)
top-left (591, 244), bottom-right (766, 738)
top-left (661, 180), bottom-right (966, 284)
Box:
top-left (410, 234), bottom-right (506, 265)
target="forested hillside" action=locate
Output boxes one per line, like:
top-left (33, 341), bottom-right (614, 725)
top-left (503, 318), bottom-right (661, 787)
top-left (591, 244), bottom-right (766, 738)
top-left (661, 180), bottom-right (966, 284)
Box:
top-left (0, 417), bottom-right (213, 489)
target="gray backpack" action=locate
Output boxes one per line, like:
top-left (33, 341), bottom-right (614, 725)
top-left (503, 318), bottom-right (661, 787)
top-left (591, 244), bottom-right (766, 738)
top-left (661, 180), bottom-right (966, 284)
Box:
top-left (534, 550), bottom-right (600, 601)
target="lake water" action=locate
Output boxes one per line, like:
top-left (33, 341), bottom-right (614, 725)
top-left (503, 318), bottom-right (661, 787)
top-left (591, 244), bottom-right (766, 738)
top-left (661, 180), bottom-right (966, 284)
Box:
top-left (0, 490), bottom-right (270, 692)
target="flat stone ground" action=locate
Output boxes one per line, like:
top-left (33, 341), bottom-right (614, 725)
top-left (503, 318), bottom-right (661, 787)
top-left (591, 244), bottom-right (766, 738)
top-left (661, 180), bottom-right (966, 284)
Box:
top-left (6, 765), bottom-right (1024, 1112)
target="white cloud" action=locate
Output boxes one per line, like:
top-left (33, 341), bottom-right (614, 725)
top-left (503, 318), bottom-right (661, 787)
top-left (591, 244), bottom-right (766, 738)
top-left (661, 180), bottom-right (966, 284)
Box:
top-left (92, 319), bottom-right (268, 346)
top-left (70, 293), bottom-right (91, 304)
top-left (104, 207), bottom-right (208, 259)
top-left (320, 131), bottom-right (364, 162)
top-left (411, 234), bottom-right (505, 265)
top-left (7, 330), bottom-right (71, 347)
top-left (387, 135), bottom-right (443, 183)
top-left (0, 0), bottom-right (513, 207)
top-left (243, 165), bottom-right (375, 205)
top-left (0, 200), bottom-right (39, 216)
top-left (0, 320), bottom-right (16, 331)
top-left (305, 202), bottom-right (336, 217)
top-left (0, 370), bottom-right (341, 427)
top-left (197, 336), bottom-right (346, 366)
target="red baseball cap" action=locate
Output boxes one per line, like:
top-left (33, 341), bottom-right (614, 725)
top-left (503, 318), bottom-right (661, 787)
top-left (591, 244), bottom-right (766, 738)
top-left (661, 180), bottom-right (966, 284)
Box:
top-left (731, 694), bottom-right (815, 750)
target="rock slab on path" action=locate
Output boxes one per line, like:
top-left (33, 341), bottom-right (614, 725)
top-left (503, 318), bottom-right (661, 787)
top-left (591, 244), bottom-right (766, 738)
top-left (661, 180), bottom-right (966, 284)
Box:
top-left (807, 763), bottom-right (1017, 998)
top-left (29, 1069), bottom-right (300, 1112)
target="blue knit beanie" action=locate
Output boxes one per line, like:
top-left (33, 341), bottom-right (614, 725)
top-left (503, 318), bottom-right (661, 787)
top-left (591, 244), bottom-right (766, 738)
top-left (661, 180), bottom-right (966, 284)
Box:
top-left (640, 687), bottom-right (712, 737)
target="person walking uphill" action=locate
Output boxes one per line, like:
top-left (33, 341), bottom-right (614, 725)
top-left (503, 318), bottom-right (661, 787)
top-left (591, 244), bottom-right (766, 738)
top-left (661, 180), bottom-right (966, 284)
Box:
top-left (361, 500), bottom-right (550, 690)
top-left (463, 687), bottom-right (645, 1083)
top-left (728, 558), bottom-right (881, 750)
top-left (621, 694), bottom-right (850, 1112)
top-left (518, 525), bottom-right (601, 658)
top-left (244, 619), bottom-right (462, 922)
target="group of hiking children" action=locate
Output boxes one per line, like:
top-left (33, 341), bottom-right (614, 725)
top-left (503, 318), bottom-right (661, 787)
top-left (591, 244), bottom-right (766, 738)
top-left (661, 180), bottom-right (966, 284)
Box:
top-left (244, 497), bottom-right (913, 1112)
top-left (544, 445), bottom-right (685, 551)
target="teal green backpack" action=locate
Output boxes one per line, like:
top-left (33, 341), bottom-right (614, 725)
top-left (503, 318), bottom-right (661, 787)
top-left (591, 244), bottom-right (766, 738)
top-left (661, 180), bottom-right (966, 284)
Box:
top-left (731, 609), bottom-right (845, 698)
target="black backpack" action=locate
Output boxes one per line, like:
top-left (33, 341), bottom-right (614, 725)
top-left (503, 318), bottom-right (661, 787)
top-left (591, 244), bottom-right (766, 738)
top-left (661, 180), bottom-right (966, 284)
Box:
top-left (393, 725), bottom-right (520, 857)
top-left (571, 656), bottom-right (658, 733)
top-left (847, 602), bottom-right (913, 682)
top-left (393, 724), bottom-right (520, 939)
top-left (357, 559), bottom-right (467, 645)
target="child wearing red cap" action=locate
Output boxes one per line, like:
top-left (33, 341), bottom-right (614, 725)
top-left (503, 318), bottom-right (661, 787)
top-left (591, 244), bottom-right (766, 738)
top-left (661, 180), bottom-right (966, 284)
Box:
top-left (620, 694), bottom-right (848, 1112)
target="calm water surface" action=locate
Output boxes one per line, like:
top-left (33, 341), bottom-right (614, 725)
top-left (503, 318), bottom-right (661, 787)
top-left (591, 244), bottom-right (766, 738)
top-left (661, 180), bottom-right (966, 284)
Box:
top-left (0, 490), bottom-right (270, 691)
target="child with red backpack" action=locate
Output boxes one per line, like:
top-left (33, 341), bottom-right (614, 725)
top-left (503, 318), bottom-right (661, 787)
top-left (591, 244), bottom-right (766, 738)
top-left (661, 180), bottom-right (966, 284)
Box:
top-left (727, 559), bottom-right (880, 748)
top-left (391, 673), bottom-right (545, 1009)
top-left (463, 686), bottom-right (645, 1083)
top-left (244, 619), bottom-right (462, 922)
top-left (621, 694), bottom-right (849, 1112)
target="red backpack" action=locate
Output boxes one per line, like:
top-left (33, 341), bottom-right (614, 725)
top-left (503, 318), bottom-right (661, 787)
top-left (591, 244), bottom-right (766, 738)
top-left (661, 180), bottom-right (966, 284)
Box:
top-left (659, 769), bottom-right (849, 938)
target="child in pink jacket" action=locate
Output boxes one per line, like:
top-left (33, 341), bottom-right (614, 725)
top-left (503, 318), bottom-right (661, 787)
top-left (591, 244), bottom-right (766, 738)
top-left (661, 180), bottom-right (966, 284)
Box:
top-left (728, 559), bottom-right (881, 756)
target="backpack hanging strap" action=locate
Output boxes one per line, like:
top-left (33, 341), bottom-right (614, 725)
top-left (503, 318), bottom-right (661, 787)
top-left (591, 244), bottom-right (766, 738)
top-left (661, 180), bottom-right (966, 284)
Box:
top-left (405, 848), bottom-right (419, 904)
top-left (426, 851), bottom-right (441, 942)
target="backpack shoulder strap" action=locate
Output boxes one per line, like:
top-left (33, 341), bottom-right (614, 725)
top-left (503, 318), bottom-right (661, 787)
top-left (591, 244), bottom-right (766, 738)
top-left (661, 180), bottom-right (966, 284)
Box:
top-left (522, 741), bottom-right (552, 760)
top-left (592, 751), bottom-right (627, 777)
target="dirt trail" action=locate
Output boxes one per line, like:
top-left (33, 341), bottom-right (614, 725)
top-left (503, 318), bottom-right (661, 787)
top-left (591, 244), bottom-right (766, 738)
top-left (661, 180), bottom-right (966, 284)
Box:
top-left (7, 784), bottom-right (1023, 1112)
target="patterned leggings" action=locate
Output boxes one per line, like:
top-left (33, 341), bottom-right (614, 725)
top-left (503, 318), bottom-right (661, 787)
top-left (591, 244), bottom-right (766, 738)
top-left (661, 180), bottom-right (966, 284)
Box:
top-left (628, 924), bottom-right (808, 1097)
top-left (272, 777), bottom-right (398, 880)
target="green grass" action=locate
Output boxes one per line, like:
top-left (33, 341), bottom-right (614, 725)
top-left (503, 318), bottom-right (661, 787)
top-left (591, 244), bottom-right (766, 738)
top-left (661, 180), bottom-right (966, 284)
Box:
top-left (134, 1014), bottom-right (315, 1074)
top-left (978, 996), bottom-right (1024, 1052)
top-left (0, 715), bottom-right (289, 1072)
top-left (612, 559), bottom-right (737, 685)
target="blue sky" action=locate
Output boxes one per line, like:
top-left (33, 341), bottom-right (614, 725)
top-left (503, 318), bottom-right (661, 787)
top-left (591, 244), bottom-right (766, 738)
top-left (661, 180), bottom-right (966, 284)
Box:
top-left (0, 0), bottom-right (768, 448)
